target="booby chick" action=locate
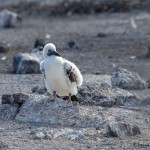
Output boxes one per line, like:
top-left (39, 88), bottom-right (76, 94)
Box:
top-left (40, 43), bottom-right (83, 101)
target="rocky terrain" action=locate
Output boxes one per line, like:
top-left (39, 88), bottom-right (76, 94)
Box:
top-left (0, 0), bottom-right (150, 150)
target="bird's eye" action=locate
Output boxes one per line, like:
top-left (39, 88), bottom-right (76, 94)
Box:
top-left (48, 49), bottom-right (51, 52)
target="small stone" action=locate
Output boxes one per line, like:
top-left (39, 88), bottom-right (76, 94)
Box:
top-left (68, 134), bottom-right (80, 140)
top-left (0, 42), bottom-right (10, 52)
top-left (111, 68), bottom-right (147, 89)
top-left (13, 52), bottom-right (43, 74)
top-left (45, 133), bottom-right (53, 140)
top-left (86, 145), bottom-right (91, 149)
top-left (2, 93), bottom-right (29, 105)
top-left (32, 131), bottom-right (46, 140)
top-left (94, 71), bottom-right (101, 75)
top-left (53, 129), bottom-right (84, 140)
top-left (1, 56), bottom-right (7, 60)
top-left (67, 41), bottom-right (79, 50)
top-left (130, 56), bottom-right (136, 59)
top-left (31, 86), bottom-right (47, 94)
top-left (107, 122), bottom-right (141, 137)
top-left (34, 38), bottom-right (45, 48)
top-left (100, 98), bottom-right (116, 107)
top-left (45, 34), bottom-right (51, 39)
top-left (97, 33), bottom-right (107, 38)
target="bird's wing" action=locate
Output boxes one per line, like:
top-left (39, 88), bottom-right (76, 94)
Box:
top-left (64, 60), bottom-right (83, 86)
top-left (40, 60), bottom-right (46, 78)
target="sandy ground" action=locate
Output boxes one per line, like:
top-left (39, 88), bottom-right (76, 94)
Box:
top-left (1, 12), bottom-right (150, 78)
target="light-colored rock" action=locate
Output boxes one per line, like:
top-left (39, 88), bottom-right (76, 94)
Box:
top-left (13, 52), bottom-right (43, 74)
top-left (15, 95), bottom-right (79, 126)
top-left (31, 128), bottom-right (84, 141)
top-left (78, 79), bottom-right (139, 107)
top-left (106, 122), bottom-right (141, 137)
top-left (78, 82), bottom-right (115, 106)
top-left (83, 74), bottom-right (112, 87)
top-left (15, 95), bottom-right (104, 127)
top-left (52, 129), bottom-right (84, 140)
top-left (0, 104), bottom-right (19, 120)
top-left (32, 131), bottom-right (46, 140)
top-left (111, 68), bottom-right (147, 89)
top-left (114, 88), bottom-right (139, 106)
top-left (0, 9), bottom-right (22, 28)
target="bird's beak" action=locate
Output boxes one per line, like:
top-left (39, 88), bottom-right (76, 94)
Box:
top-left (47, 51), bottom-right (61, 57)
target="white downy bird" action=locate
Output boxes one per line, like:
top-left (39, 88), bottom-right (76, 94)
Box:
top-left (40, 43), bottom-right (83, 101)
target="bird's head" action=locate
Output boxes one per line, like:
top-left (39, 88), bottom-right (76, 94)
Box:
top-left (43, 43), bottom-right (60, 59)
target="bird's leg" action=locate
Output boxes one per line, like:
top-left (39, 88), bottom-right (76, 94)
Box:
top-left (53, 91), bottom-right (61, 108)
top-left (68, 93), bottom-right (74, 106)
top-left (53, 91), bottom-right (57, 101)
top-left (69, 93), bottom-right (72, 101)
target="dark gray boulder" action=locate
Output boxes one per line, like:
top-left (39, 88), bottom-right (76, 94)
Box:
top-left (106, 122), bottom-right (141, 137)
top-left (13, 52), bottom-right (43, 74)
top-left (34, 38), bottom-right (45, 48)
top-left (2, 93), bottom-right (29, 105)
top-left (0, 9), bottom-right (22, 28)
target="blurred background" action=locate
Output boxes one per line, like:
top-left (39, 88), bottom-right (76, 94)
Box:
top-left (0, 0), bottom-right (150, 78)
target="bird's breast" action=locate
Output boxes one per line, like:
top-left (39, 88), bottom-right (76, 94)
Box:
top-left (44, 57), bottom-right (64, 77)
